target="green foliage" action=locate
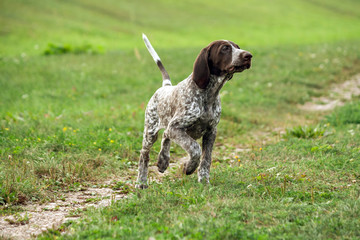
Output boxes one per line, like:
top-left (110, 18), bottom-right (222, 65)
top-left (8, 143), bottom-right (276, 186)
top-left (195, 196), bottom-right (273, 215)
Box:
top-left (43, 43), bottom-right (103, 56)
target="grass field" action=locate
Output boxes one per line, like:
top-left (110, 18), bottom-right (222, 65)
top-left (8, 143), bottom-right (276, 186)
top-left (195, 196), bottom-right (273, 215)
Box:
top-left (1, 0), bottom-right (360, 239)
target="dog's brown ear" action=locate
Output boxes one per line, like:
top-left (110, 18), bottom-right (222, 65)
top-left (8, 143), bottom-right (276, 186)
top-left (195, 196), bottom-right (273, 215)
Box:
top-left (193, 47), bottom-right (210, 89)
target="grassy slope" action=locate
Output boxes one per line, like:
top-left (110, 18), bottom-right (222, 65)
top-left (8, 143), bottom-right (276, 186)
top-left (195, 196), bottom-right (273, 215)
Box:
top-left (0, 0), bottom-right (360, 239)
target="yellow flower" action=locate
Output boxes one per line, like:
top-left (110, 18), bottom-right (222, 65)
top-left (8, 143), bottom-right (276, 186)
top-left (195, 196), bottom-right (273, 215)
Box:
top-left (109, 128), bottom-right (112, 131)
top-left (259, 147), bottom-right (263, 151)
top-left (73, 130), bottom-right (77, 133)
top-left (4, 128), bottom-right (9, 131)
top-left (110, 140), bottom-right (115, 143)
top-left (98, 148), bottom-right (102, 151)
top-left (119, 144), bottom-right (122, 147)
top-left (93, 142), bottom-right (97, 145)
top-left (63, 127), bottom-right (67, 132)
top-left (24, 138), bottom-right (27, 141)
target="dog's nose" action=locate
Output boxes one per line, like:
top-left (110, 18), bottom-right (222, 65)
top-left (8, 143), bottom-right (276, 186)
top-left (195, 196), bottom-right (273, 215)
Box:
top-left (243, 52), bottom-right (252, 60)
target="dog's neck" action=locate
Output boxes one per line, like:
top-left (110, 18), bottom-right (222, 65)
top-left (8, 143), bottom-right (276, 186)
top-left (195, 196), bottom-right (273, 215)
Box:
top-left (204, 74), bottom-right (233, 103)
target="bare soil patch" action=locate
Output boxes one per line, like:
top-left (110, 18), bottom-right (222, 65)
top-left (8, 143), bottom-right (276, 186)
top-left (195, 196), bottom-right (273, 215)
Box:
top-left (299, 74), bottom-right (360, 111)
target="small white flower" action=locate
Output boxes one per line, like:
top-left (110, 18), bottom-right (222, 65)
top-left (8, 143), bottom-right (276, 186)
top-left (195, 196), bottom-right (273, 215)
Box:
top-left (247, 184), bottom-right (253, 189)
top-left (266, 167), bottom-right (276, 172)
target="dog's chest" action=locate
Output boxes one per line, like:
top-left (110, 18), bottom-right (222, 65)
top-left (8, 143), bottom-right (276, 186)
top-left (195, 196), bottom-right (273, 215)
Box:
top-left (185, 99), bottom-right (221, 139)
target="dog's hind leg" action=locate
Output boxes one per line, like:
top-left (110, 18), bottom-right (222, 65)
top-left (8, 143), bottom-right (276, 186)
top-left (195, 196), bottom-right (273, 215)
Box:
top-left (136, 127), bottom-right (158, 189)
top-left (165, 126), bottom-right (201, 175)
top-left (136, 106), bottom-right (159, 189)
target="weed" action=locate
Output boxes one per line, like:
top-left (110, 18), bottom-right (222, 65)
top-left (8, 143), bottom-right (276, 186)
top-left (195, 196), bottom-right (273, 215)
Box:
top-left (66, 208), bottom-right (86, 218)
top-left (283, 125), bottom-right (326, 139)
top-left (4, 212), bottom-right (31, 225)
top-left (111, 181), bottom-right (132, 194)
top-left (84, 197), bottom-right (105, 203)
top-left (43, 43), bottom-right (102, 56)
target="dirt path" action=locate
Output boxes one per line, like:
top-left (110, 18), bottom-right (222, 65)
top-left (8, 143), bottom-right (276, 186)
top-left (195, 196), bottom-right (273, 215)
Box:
top-left (298, 73), bottom-right (360, 111)
top-left (0, 182), bottom-right (127, 240)
top-left (1, 74), bottom-right (360, 240)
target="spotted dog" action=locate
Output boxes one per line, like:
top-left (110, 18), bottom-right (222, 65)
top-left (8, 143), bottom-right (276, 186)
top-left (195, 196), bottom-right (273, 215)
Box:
top-left (136, 34), bottom-right (252, 188)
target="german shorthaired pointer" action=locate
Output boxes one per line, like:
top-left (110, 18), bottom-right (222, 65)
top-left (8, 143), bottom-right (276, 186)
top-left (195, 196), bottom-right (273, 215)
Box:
top-left (136, 34), bottom-right (252, 188)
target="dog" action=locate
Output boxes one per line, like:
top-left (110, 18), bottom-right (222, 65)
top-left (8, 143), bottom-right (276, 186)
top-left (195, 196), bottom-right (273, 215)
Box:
top-left (136, 34), bottom-right (252, 188)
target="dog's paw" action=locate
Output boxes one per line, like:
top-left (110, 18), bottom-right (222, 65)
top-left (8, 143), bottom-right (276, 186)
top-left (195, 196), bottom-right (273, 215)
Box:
top-left (157, 152), bottom-right (170, 173)
top-left (198, 177), bottom-right (210, 184)
top-left (182, 161), bottom-right (197, 175)
top-left (157, 161), bottom-right (168, 173)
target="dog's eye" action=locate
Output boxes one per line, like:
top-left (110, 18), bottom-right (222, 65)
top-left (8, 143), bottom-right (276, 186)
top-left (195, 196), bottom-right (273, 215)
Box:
top-left (221, 45), bottom-right (230, 52)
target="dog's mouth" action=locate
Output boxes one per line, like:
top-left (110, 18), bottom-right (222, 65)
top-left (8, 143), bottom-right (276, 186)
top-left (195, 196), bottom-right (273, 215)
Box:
top-left (228, 62), bottom-right (251, 73)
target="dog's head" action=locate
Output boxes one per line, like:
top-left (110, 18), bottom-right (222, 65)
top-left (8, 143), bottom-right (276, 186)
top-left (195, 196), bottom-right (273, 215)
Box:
top-left (193, 40), bottom-right (252, 89)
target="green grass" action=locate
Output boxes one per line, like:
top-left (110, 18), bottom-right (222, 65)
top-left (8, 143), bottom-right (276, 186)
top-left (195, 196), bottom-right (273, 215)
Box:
top-left (1, 42), bottom-right (359, 205)
top-left (1, 0), bottom-right (360, 239)
top-left (36, 102), bottom-right (360, 240)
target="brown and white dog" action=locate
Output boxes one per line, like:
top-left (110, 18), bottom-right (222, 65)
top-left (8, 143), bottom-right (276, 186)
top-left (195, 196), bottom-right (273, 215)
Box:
top-left (136, 34), bottom-right (252, 188)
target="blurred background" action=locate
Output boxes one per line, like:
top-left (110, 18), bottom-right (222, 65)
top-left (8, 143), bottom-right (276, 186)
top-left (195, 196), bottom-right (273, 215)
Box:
top-left (1, 0), bottom-right (360, 55)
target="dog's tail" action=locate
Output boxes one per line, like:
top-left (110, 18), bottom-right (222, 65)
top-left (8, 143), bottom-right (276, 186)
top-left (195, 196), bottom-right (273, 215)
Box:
top-left (142, 33), bottom-right (171, 87)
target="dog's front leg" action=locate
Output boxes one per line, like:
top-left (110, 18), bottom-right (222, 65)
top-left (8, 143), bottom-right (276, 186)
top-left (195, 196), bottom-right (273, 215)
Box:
top-left (198, 128), bottom-right (217, 184)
